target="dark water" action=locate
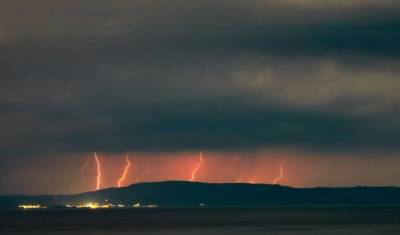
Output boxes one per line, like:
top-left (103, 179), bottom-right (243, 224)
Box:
top-left (1, 206), bottom-right (400, 234)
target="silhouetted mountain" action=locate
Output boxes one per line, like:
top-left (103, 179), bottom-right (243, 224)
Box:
top-left (1, 181), bottom-right (400, 209)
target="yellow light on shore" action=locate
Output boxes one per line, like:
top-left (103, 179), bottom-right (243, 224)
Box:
top-left (76, 202), bottom-right (117, 209)
top-left (131, 203), bottom-right (141, 208)
top-left (18, 204), bottom-right (43, 209)
top-left (76, 202), bottom-right (100, 209)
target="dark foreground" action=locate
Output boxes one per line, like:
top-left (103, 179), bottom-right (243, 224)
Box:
top-left (1, 206), bottom-right (400, 235)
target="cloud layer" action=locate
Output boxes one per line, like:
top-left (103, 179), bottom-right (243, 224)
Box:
top-left (1, 1), bottom-right (400, 156)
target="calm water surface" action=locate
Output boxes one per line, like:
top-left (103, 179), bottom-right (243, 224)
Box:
top-left (1, 206), bottom-right (400, 234)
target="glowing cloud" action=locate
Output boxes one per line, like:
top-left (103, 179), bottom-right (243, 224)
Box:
top-left (273, 160), bottom-right (286, 184)
top-left (117, 154), bottom-right (132, 187)
top-left (190, 152), bottom-right (204, 182)
top-left (94, 152), bottom-right (102, 190)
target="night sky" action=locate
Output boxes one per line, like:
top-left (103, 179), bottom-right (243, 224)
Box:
top-left (1, 1), bottom-right (400, 194)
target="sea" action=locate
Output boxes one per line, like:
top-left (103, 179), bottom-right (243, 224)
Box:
top-left (1, 206), bottom-right (400, 234)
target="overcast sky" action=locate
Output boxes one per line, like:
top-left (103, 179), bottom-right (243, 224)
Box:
top-left (1, 1), bottom-right (400, 194)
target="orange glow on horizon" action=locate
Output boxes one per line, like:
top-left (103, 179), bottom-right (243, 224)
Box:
top-left (14, 150), bottom-right (400, 195)
top-left (190, 152), bottom-right (204, 182)
top-left (94, 152), bottom-right (102, 190)
top-left (117, 154), bottom-right (132, 187)
top-left (273, 160), bottom-right (286, 184)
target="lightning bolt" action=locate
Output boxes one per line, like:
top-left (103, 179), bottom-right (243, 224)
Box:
top-left (144, 166), bottom-right (150, 175)
top-left (233, 170), bottom-right (241, 183)
top-left (232, 158), bottom-right (241, 183)
top-left (273, 160), bottom-right (286, 185)
top-left (94, 152), bottom-right (102, 190)
top-left (117, 154), bottom-right (132, 187)
top-left (190, 152), bottom-right (204, 182)
top-left (80, 156), bottom-right (91, 174)
top-left (136, 166), bottom-right (150, 182)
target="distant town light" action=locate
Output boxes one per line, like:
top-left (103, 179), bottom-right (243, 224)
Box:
top-left (131, 203), bottom-right (141, 208)
top-left (18, 204), bottom-right (43, 209)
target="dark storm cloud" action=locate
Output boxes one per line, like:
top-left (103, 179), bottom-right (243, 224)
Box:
top-left (1, 0), bottom-right (400, 156)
